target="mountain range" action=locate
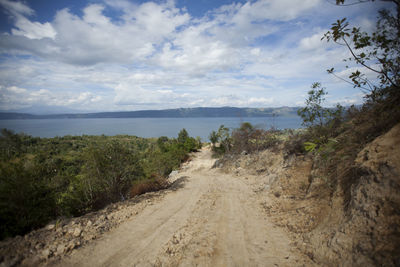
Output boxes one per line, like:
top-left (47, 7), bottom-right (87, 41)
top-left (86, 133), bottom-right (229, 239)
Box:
top-left (0, 107), bottom-right (299, 120)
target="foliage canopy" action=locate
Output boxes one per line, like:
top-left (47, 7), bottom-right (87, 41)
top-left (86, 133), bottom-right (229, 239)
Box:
top-left (0, 129), bottom-right (200, 240)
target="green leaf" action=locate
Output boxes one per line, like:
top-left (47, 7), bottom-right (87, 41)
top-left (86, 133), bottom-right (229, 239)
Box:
top-left (304, 142), bottom-right (317, 152)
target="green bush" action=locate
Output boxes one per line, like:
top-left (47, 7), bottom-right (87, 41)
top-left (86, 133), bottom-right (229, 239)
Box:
top-left (231, 123), bottom-right (280, 154)
top-left (283, 130), bottom-right (309, 156)
top-left (209, 130), bottom-right (218, 147)
top-left (79, 141), bottom-right (144, 210)
top-left (209, 123), bottom-right (281, 156)
top-left (297, 83), bottom-right (345, 153)
top-left (0, 129), bottom-right (199, 239)
top-left (0, 161), bottom-right (57, 239)
top-left (209, 125), bottom-right (231, 156)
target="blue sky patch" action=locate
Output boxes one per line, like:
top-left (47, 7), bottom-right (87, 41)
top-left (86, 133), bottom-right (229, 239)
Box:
top-left (0, 0), bottom-right (393, 113)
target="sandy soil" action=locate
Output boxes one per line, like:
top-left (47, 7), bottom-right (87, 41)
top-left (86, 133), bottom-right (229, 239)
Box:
top-left (51, 146), bottom-right (314, 267)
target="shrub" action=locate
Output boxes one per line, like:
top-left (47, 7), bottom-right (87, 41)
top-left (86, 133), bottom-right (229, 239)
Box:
top-left (209, 130), bottom-right (218, 147)
top-left (130, 176), bottom-right (170, 198)
top-left (157, 136), bottom-right (169, 152)
top-left (297, 83), bottom-right (345, 152)
top-left (283, 130), bottom-right (310, 156)
top-left (0, 131), bottom-right (198, 239)
top-left (231, 123), bottom-right (280, 154)
top-left (195, 136), bottom-right (202, 149)
top-left (177, 128), bottom-right (189, 144)
top-left (0, 161), bottom-right (57, 239)
top-left (79, 141), bottom-right (143, 209)
top-left (209, 125), bottom-right (231, 156)
top-left (0, 129), bottom-right (27, 160)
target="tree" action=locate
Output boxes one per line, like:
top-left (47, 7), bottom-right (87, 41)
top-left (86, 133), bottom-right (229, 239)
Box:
top-left (195, 136), bottom-right (202, 149)
top-left (298, 83), bottom-right (344, 149)
top-left (0, 129), bottom-right (25, 159)
top-left (157, 136), bottom-right (169, 152)
top-left (80, 141), bottom-right (143, 209)
top-left (0, 161), bottom-right (57, 239)
top-left (323, 1), bottom-right (399, 95)
top-left (322, 0), bottom-right (400, 135)
top-left (231, 122), bottom-right (255, 153)
top-left (177, 129), bottom-right (189, 144)
top-left (217, 125), bottom-right (231, 153)
top-left (209, 131), bottom-right (218, 147)
top-left (297, 83), bottom-right (328, 128)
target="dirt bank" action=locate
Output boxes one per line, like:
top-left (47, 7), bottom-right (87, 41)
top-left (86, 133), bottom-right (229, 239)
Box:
top-left (218, 123), bottom-right (400, 266)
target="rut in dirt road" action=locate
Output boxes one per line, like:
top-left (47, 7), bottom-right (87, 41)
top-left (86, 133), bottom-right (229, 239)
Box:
top-left (52, 147), bottom-right (313, 267)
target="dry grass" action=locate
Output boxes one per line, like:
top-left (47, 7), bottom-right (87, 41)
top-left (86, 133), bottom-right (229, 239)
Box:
top-left (130, 176), bottom-right (170, 198)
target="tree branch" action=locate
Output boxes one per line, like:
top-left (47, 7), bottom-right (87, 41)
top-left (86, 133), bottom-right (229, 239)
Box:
top-left (329, 71), bottom-right (374, 92)
top-left (342, 37), bottom-right (398, 87)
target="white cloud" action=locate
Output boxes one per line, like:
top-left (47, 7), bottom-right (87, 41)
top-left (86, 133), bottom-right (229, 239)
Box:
top-left (156, 40), bottom-right (238, 74)
top-left (153, 0), bottom-right (320, 75)
top-left (250, 48), bottom-right (261, 56)
top-left (0, 0), bottom-right (33, 16)
top-left (6, 86), bottom-right (26, 94)
top-left (299, 30), bottom-right (328, 51)
top-left (248, 97), bottom-right (274, 105)
top-left (208, 95), bottom-right (274, 107)
top-left (229, 0), bottom-right (320, 22)
top-left (0, 1), bottom-right (190, 65)
top-left (0, 0), bottom-right (387, 111)
top-left (113, 82), bottom-right (191, 108)
top-left (0, 0), bottom-right (56, 39)
top-left (11, 17), bottom-right (56, 39)
top-left (0, 0), bottom-right (319, 70)
top-left (0, 85), bottom-right (103, 110)
top-left (66, 92), bottom-right (102, 105)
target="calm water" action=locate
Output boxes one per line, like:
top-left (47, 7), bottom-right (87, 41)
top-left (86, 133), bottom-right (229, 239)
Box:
top-left (0, 117), bottom-right (302, 141)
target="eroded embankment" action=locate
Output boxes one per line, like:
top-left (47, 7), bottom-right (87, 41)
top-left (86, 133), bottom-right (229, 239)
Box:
top-left (217, 123), bottom-right (400, 266)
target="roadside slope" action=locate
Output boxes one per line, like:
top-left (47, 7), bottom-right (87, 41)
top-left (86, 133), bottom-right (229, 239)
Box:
top-left (217, 123), bottom-right (400, 266)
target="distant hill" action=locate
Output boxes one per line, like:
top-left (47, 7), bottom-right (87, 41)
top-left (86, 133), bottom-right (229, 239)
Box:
top-left (0, 112), bottom-right (36, 120)
top-left (0, 107), bottom-right (299, 120)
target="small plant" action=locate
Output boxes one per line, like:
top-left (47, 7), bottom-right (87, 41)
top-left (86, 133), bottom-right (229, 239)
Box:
top-left (297, 83), bottom-right (344, 153)
top-left (297, 82), bottom-right (329, 128)
top-left (304, 141), bottom-right (317, 153)
top-left (209, 125), bottom-right (231, 156)
top-left (210, 123), bottom-right (282, 156)
top-left (283, 130), bottom-right (309, 156)
top-left (209, 131), bottom-right (218, 148)
top-left (130, 176), bottom-right (170, 198)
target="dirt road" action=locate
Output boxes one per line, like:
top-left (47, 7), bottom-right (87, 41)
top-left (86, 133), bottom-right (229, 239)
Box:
top-left (54, 147), bottom-right (313, 266)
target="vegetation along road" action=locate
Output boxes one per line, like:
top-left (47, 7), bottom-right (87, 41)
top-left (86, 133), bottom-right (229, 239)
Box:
top-left (52, 146), bottom-right (313, 267)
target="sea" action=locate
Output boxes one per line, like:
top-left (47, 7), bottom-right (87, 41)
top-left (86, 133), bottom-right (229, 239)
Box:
top-left (0, 117), bottom-right (302, 141)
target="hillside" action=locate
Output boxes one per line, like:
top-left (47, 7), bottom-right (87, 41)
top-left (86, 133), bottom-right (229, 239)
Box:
top-left (216, 123), bottom-right (400, 266)
top-left (0, 123), bottom-right (398, 266)
top-left (0, 107), bottom-right (299, 120)
top-left (0, 146), bottom-right (314, 266)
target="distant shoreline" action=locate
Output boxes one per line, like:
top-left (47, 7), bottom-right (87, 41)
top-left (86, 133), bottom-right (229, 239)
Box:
top-left (0, 107), bottom-right (299, 120)
top-left (0, 116), bottom-right (303, 139)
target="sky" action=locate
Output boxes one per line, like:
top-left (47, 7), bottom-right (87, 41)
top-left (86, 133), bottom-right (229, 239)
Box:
top-left (0, 0), bottom-right (394, 113)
